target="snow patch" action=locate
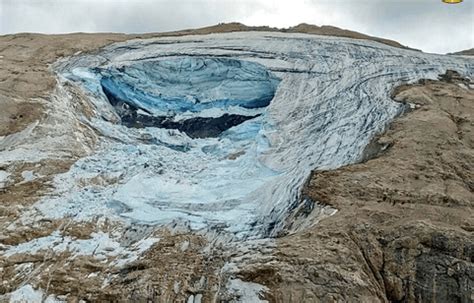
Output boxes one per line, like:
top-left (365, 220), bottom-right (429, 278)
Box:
top-left (227, 278), bottom-right (269, 303)
top-left (3, 230), bottom-right (159, 267)
top-left (20, 170), bottom-right (36, 183)
top-left (8, 284), bottom-right (43, 303)
top-left (0, 170), bottom-right (10, 188)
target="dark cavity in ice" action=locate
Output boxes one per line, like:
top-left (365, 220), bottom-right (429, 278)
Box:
top-left (98, 57), bottom-right (280, 138)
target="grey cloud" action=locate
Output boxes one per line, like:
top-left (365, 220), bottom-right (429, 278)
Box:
top-left (323, 0), bottom-right (474, 53)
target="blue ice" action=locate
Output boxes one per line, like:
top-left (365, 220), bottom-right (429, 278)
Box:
top-left (98, 57), bottom-right (280, 116)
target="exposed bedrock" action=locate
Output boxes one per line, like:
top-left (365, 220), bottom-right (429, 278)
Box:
top-left (123, 112), bottom-right (260, 139)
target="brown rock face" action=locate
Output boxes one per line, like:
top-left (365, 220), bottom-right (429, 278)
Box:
top-left (451, 48), bottom-right (474, 56)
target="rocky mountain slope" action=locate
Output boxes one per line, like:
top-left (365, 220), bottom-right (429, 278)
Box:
top-left (451, 48), bottom-right (474, 56)
top-left (0, 24), bottom-right (472, 302)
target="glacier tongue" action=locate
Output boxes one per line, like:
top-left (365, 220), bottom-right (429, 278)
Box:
top-left (44, 32), bottom-right (473, 239)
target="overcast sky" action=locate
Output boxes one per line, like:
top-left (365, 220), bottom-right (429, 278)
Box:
top-left (1, 0), bottom-right (472, 54)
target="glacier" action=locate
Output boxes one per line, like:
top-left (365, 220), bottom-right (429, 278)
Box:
top-left (28, 31), bottom-right (472, 240)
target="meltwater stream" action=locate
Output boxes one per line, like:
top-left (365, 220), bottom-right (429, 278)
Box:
top-left (44, 32), bottom-right (473, 239)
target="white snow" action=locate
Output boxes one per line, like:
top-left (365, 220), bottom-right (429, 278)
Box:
top-left (5, 284), bottom-right (65, 303)
top-left (20, 170), bottom-right (36, 183)
top-left (3, 230), bottom-right (159, 267)
top-left (44, 295), bottom-right (65, 303)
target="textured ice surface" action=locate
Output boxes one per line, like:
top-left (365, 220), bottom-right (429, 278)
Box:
top-left (3, 284), bottom-right (64, 303)
top-left (44, 32), bottom-right (473, 239)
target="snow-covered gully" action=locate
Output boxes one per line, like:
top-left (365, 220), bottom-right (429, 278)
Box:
top-left (1, 32), bottom-right (472, 301)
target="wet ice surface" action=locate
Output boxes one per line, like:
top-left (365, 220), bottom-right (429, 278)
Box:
top-left (39, 32), bottom-right (473, 239)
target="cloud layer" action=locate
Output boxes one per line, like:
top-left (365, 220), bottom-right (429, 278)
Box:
top-left (1, 0), bottom-right (472, 54)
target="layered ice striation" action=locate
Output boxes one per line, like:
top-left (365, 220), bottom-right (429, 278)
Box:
top-left (46, 32), bottom-right (473, 239)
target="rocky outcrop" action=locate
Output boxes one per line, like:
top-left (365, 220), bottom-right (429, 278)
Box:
top-left (451, 48), bottom-right (474, 56)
